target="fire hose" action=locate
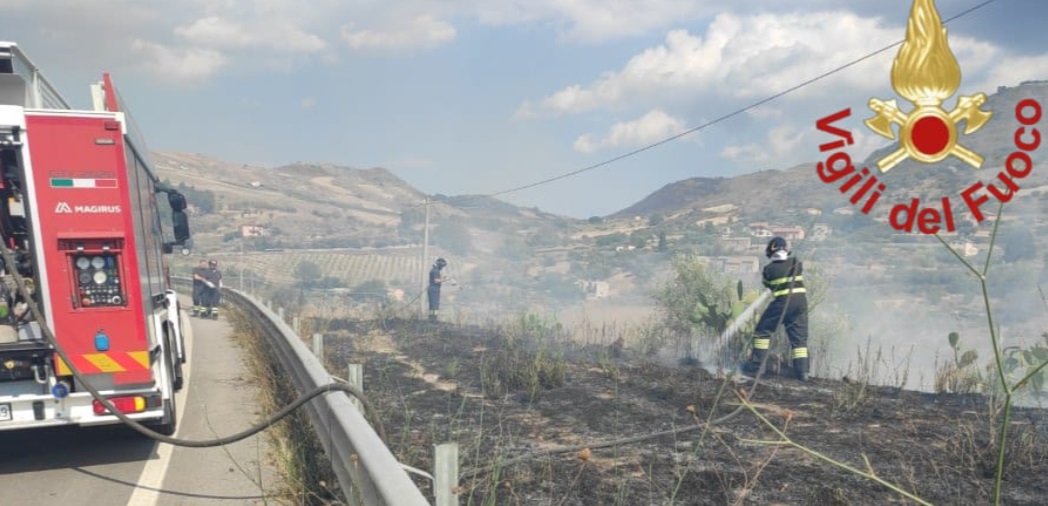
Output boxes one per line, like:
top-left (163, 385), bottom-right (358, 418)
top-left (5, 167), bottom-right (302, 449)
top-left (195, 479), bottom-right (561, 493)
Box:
top-left (0, 240), bottom-right (386, 447)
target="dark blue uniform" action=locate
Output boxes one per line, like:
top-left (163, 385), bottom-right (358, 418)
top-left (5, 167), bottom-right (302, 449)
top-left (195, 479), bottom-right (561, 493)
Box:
top-left (202, 263), bottom-right (222, 318)
top-left (427, 264), bottom-right (444, 322)
top-left (745, 253), bottom-right (809, 380)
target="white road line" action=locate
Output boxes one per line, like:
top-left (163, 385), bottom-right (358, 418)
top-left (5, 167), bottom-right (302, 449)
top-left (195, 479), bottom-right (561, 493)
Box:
top-left (125, 311), bottom-right (194, 506)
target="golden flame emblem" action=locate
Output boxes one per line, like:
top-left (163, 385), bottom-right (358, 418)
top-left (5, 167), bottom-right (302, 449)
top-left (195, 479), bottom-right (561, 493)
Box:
top-left (865, 0), bottom-right (992, 172)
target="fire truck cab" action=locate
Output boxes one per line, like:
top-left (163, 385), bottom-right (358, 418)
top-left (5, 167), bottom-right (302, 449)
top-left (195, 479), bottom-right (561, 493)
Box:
top-left (0, 42), bottom-right (192, 435)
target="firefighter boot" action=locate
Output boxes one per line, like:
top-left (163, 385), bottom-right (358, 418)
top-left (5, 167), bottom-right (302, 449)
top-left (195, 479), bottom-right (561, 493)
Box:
top-left (210, 307), bottom-right (220, 320)
top-left (740, 349), bottom-right (767, 376)
top-left (793, 357), bottom-right (809, 382)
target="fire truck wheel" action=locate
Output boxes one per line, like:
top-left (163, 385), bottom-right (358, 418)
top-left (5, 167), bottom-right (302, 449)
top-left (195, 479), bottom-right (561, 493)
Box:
top-left (172, 358), bottom-right (184, 391)
top-left (152, 358), bottom-right (179, 436)
top-left (170, 336), bottom-right (185, 392)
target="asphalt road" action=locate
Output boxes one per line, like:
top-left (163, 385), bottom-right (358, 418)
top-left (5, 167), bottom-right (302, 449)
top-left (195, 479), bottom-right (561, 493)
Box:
top-left (0, 310), bottom-right (281, 505)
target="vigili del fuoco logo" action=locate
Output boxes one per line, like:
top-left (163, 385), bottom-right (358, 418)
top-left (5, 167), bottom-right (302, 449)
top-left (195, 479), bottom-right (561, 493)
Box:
top-left (814, 0), bottom-right (1043, 234)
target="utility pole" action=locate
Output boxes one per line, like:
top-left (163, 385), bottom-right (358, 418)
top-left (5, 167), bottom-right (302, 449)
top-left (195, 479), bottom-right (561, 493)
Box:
top-left (420, 197), bottom-right (431, 318)
top-left (239, 233), bottom-right (245, 290)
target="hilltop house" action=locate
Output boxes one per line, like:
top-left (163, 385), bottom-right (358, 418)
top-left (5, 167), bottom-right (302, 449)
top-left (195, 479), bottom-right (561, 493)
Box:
top-left (719, 237), bottom-right (752, 252)
top-left (578, 281), bottom-right (610, 300)
top-left (719, 256), bottom-right (761, 274)
top-left (746, 223), bottom-right (805, 241)
top-left (241, 224), bottom-right (269, 237)
top-left (770, 226), bottom-right (805, 241)
top-left (747, 222), bottom-right (773, 238)
top-left (697, 255), bottom-right (761, 275)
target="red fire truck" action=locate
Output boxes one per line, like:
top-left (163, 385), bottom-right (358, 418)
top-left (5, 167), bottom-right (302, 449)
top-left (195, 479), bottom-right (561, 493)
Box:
top-left (0, 42), bottom-right (191, 435)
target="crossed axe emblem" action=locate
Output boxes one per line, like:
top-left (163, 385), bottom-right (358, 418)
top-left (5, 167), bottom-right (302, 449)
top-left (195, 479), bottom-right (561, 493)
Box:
top-left (865, 93), bottom-right (993, 173)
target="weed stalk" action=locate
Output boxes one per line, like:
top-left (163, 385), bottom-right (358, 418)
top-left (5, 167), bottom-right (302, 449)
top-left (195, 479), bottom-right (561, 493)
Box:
top-left (934, 200), bottom-right (1048, 505)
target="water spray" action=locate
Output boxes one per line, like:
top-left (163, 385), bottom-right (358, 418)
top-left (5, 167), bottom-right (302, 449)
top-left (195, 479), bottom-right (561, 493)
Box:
top-left (697, 290), bottom-right (771, 373)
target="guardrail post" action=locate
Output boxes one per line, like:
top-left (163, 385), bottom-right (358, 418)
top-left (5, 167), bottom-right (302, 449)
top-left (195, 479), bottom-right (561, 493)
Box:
top-left (292, 316), bottom-right (300, 336)
top-left (193, 282), bottom-right (431, 504)
top-left (278, 307), bottom-right (285, 322)
top-left (435, 443), bottom-right (459, 506)
top-left (313, 333), bottom-right (324, 364)
top-left (347, 364), bottom-right (363, 412)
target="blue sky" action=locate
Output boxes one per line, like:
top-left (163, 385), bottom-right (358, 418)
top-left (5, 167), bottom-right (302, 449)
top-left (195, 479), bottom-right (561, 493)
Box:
top-left (3, 0), bottom-right (1047, 218)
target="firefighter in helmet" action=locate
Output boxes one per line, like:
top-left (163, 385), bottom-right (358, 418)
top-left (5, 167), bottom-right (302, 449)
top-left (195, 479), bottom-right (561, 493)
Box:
top-left (741, 236), bottom-right (810, 381)
top-left (427, 257), bottom-right (448, 322)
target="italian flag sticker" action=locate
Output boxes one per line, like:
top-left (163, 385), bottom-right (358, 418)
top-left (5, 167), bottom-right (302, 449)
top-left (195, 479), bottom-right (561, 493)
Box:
top-left (50, 178), bottom-right (118, 189)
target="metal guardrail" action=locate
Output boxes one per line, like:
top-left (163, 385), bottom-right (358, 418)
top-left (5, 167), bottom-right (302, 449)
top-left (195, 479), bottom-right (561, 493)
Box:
top-left (172, 278), bottom-right (430, 505)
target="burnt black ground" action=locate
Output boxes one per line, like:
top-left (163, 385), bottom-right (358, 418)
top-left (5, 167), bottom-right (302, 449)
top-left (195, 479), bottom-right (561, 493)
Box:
top-left (323, 318), bottom-right (1048, 506)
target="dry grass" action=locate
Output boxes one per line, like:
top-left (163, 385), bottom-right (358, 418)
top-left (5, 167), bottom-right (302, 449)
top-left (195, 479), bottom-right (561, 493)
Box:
top-left (227, 306), bottom-right (342, 506)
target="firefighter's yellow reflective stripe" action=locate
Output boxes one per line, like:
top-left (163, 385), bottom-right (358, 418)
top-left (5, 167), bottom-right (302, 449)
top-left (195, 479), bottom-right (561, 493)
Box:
top-left (85, 353), bottom-right (126, 373)
top-left (754, 338), bottom-right (771, 350)
top-left (766, 275), bottom-right (804, 286)
top-left (772, 287), bottom-right (807, 297)
top-left (128, 351), bottom-right (150, 369)
top-left (792, 347), bottom-right (809, 359)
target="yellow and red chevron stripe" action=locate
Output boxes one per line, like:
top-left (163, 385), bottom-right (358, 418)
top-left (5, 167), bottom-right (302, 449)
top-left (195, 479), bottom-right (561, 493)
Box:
top-left (55, 351), bottom-right (150, 375)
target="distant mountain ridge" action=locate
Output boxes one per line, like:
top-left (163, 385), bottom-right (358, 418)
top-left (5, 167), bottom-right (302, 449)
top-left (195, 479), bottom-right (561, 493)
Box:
top-left (611, 80), bottom-right (1048, 224)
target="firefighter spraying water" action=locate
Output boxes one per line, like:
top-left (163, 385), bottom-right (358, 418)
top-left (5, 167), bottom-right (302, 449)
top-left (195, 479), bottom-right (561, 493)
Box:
top-left (741, 237), bottom-right (810, 381)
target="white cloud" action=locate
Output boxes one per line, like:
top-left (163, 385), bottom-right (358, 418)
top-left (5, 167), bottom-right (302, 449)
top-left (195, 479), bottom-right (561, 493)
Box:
top-left (523, 6), bottom-right (1043, 171)
top-left (300, 97), bottom-right (317, 109)
top-left (131, 40), bottom-right (228, 84)
top-left (175, 16), bottom-right (326, 53)
top-left (341, 15), bottom-right (456, 52)
top-left (721, 123), bottom-right (888, 167)
top-left (970, 53), bottom-right (1048, 92)
top-left (522, 12), bottom-right (910, 118)
top-left (476, 0), bottom-right (708, 43)
top-left (174, 17), bottom-right (255, 48)
top-left (746, 107), bottom-right (784, 119)
top-left (574, 109), bottom-right (688, 153)
top-left (720, 125), bottom-right (807, 165)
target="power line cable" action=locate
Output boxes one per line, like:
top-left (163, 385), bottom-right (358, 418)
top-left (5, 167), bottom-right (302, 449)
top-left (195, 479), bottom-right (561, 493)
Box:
top-left (0, 239), bottom-right (388, 447)
top-left (431, 0), bottom-right (1001, 208)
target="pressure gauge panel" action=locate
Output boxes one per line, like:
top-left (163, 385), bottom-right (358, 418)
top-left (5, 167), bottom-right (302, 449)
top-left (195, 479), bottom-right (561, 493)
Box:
top-left (71, 253), bottom-right (125, 308)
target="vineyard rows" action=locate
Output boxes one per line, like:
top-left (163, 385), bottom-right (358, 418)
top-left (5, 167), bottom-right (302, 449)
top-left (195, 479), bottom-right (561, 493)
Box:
top-left (228, 250), bottom-right (428, 287)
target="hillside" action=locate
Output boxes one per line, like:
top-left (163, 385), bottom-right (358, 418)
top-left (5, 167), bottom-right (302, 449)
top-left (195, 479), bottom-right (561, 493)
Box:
top-left (153, 152), bottom-right (569, 248)
top-left (152, 152), bottom-right (596, 318)
top-left (153, 81), bottom-right (1048, 392)
top-left (611, 166), bottom-right (816, 223)
top-left (614, 80), bottom-right (1048, 226)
